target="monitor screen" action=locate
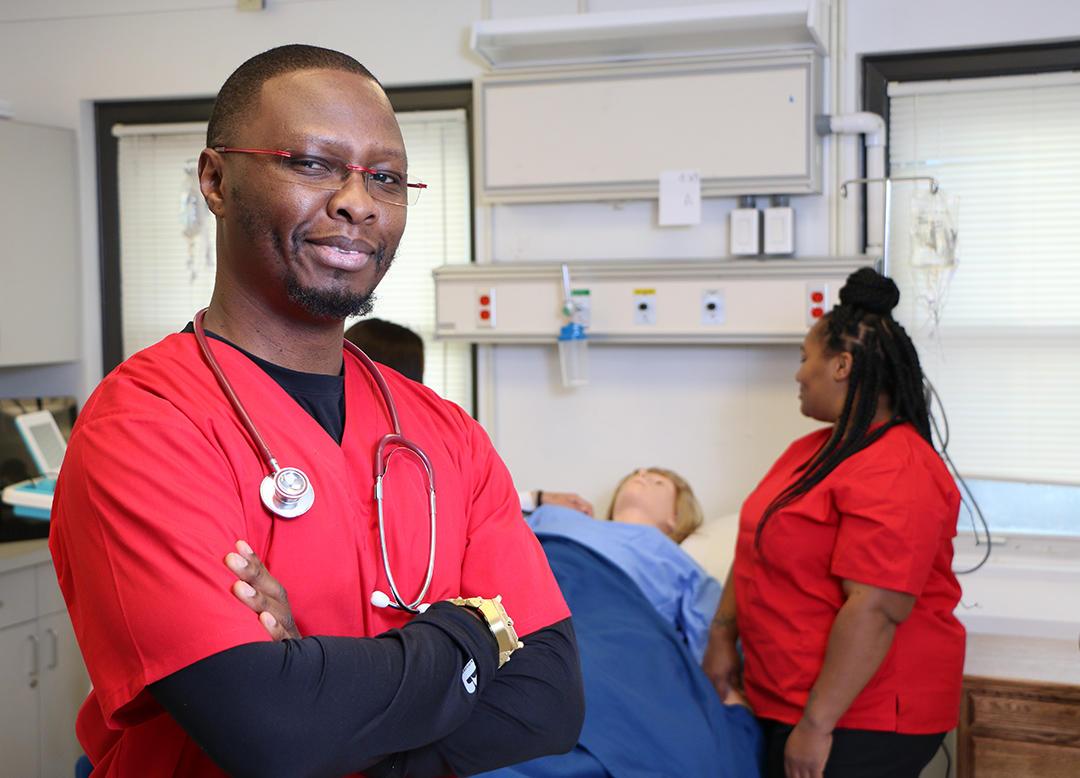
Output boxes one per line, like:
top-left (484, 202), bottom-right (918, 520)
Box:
top-left (0, 397), bottom-right (77, 488)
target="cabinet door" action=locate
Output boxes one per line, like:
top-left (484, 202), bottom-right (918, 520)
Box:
top-left (38, 610), bottom-right (89, 778)
top-left (0, 621), bottom-right (42, 778)
top-left (0, 120), bottom-right (80, 367)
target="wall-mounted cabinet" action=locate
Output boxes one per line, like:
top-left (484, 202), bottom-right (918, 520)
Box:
top-left (475, 52), bottom-right (824, 203)
top-left (0, 120), bottom-right (80, 367)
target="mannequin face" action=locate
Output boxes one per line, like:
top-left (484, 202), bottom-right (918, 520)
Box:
top-left (610, 468), bottom-right (678, 536)
top-left (795, 321), bottom-right (851, 423)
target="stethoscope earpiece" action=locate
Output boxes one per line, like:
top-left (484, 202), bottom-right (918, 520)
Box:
top-left (371, 589), bottom-right (430, 613)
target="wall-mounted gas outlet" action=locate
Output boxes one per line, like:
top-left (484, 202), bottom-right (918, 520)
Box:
top-left (701, 289), bottom-right (726, 325)
top-left (805, 282), bottom-right (828, 327)
top-left (570, 289), bottom-right (592, 328)
top-left (477, 288), bottom-right (495, 328)
top-left (633, 288), bottom-right (657, 325)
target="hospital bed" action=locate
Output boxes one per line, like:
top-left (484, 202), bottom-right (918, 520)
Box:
top-left (478, 506), bottom-right (760, 778)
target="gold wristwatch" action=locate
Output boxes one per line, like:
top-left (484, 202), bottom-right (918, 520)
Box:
top-left (447, 595), bottom-right (524, 668)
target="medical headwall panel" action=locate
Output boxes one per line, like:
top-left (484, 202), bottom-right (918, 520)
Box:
top-left (0, 120), bottom-right (79, 367)
top-left (477, 53), bottom-right (823, 203)
top-left (434, 259), bottom-right (867, 344)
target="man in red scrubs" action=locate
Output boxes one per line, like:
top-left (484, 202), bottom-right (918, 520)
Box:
top-left (50, 45), bottom-right (583, 777)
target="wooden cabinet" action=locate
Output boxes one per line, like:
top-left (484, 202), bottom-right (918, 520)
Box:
top-left (0, 120), bottom-right (80, 367)
top-left (959, 676), bottom-right (1080, 777)
top-left (0, 543), bottom-right (88, 778)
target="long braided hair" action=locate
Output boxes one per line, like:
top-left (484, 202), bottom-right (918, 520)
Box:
top-left (755, 267), bottom-right (933, 549)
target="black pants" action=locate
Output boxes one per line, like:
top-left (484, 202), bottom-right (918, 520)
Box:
top-left (760, 719), bottom-right (945, 778)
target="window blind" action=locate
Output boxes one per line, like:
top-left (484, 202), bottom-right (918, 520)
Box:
top-left (887, 73), bottom-right (1080, 485)
top-left (345, 109), bottom-right (473, 409)
top-left (116, 108), bottom-right (472, 410)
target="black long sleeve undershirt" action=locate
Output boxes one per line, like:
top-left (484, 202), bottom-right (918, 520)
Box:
top-left (149, 609), bottom-right (582, 778)
top-left (365, 618), bottom-right (583, 778)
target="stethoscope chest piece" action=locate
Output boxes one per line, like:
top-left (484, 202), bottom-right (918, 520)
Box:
top-left (260, 467), bottom-right (315, 519)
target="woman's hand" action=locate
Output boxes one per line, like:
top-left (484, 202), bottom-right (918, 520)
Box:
top-left (701, 621), bottom-right (742, 699)
top-left (784, 718), bottom-right (832, 778)
top-left (225, 540), bottom-right (302, 641)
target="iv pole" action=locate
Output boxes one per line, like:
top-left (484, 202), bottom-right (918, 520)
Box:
top-left (840, 176), bottom-right (938, 276)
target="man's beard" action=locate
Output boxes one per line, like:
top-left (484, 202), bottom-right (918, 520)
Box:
top-left (232, 189), bottom-right (397, 321)
top-left (275, 231), bottom-right (395, 321)
top-left (284, 243), bottom-right (393, 320)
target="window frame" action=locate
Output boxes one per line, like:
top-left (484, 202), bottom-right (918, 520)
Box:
top-left (862, 41), bottom-right (1080, 543)
top-left (94, 82), bottom-right (476, 414)
top-left (861, 39), bottom-right (1080, 181)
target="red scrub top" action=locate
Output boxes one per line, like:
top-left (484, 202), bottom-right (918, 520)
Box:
top-left (733, 424), bottom-right (965, 734)
top-left (49, 334), bottom-right (570, 776)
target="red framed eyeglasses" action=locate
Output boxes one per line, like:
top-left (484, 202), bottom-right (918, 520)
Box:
top-left (214, 147), bottom-right (427, 207)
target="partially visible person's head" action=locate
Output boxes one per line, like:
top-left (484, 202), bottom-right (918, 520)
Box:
top-left (344, 318), bottom-right (424, 382)
top-left (607, 467), bottom-right (703, 544)
top-left (200, 45), bottom-right (407, 324)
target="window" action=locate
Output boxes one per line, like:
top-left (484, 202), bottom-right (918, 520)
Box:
top-left (101, 92), bottom-right (473, 411)
top-left (865, 46), bottom-right (1080, 537)
top-left (345, 109), bottom-right (473, 407)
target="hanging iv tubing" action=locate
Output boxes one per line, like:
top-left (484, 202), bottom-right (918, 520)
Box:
top-left (840, 175), bottom-right (938, 276)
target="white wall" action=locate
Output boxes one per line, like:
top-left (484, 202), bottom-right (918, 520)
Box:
top-left (0, 0), bottom-right (487, 408)
top-left (2, 0), bottom-right (1080, 519)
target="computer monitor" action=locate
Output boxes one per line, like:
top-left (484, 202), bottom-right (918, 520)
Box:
top-left (15, 410), bottom-right (68, 477)
top-left (0, 397), bottom-right (77, 488)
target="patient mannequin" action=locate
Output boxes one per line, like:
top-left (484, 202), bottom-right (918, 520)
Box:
top-left (607, 467), bottom-right (703, 544)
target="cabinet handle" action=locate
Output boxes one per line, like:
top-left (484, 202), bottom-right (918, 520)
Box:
top-left (45, 627), bottom-right (59, 669)
top-left (26, 634), bottom-right (39, 689)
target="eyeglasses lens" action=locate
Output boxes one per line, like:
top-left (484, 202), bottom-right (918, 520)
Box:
top-left (273, 156), bottom-right (421, 206)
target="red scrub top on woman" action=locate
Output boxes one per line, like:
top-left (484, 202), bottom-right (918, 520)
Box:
top-left (49, 334), bottom-right (570, 776)
top-left (733, 422), bottom-right (965, 734)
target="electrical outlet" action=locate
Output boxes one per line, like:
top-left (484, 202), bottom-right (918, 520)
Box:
top-left (806, 282), bottom-right (828, 327)
top-left (701, 289), bottom-right (726, 325)
top-left (633, 289), bottom-right (656, 325)
top-left (477, 288), bottom-right (495, 328)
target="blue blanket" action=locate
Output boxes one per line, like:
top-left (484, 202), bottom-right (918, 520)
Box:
top-left (525, 506), bottom-right (721, 661)
top-left (478, 531), bottom-right (762, 778)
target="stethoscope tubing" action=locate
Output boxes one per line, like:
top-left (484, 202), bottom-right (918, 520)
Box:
top-left (193, 308), bottom-right (437, 614)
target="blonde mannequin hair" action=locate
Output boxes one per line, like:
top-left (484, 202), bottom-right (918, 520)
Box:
top-left (608, 467), bottom-right (704, 544)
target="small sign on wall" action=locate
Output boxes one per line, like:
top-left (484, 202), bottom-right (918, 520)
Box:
top-left (658, 170), bottom-right (701, 226)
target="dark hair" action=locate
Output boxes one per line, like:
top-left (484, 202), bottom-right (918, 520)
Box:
top-left (207, 44), bottom-right (380, 148)
top-left (344, 318), bottom-right (424, 382)
top-left (755, 267), bottom-right (932, 548)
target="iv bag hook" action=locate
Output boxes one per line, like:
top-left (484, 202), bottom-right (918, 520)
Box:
top-left (840, 175), bottom-right (939, 276)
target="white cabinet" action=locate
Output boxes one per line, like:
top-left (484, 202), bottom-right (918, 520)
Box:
top-left (0, 120), bottom-right (80, 367)
top-left (0, 620), bottom-right (41, 778)
top-left (476, 52), bottom-right (824, 203)
top-left (0, 543), bottom-right (88, 778)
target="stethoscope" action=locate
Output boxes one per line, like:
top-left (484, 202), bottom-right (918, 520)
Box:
top-left (193, 309), bottom-right (437, 614)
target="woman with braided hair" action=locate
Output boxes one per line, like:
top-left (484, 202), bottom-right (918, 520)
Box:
top-left (702, 267), bottom-right (964, 778)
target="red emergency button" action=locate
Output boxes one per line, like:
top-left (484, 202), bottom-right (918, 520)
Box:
top-left (480, 309), bottom-right (491, 320)
top-left (811, 291), bottom-right (824, 303)
top-left (811, 307), bottom-right (824, 318)
top-left (479, 295), bottom-right (491, 306)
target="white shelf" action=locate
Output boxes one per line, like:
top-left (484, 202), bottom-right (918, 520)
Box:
top-left (471, 1), bottom-right (829, 69)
